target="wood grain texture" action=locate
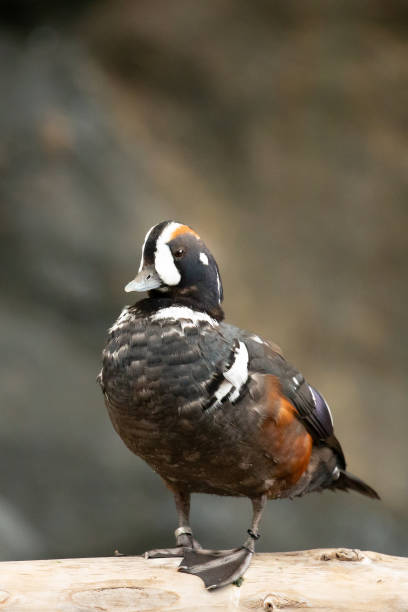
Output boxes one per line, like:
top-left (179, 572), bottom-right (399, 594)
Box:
top-left (0, 549), bottom-right (407, 611)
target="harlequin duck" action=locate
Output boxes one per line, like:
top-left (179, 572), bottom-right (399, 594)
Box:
top-left (99, 220), bottom-right (379, 590)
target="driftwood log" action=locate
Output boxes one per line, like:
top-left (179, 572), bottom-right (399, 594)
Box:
top-left (0, 549), bottom-right (407, 611)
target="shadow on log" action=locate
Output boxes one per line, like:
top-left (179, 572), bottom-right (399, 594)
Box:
top-left (0, 549), bottom-right (407, 610)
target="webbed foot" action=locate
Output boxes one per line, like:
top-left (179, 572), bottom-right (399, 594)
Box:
top-left (178, 545), bottom-right (253, 590)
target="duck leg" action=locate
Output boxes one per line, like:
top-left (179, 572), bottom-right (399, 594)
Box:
top-left (144, 489), bottom-right (201, 559)
top-left (178, 494), bottom-right (267, 590)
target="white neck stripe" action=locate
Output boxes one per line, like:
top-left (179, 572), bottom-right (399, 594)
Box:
top-left (151, 306), bottom-right (217, 326)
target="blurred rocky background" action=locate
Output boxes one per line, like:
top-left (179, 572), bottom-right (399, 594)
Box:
top-left (1, 0), bottom-right (407, 562)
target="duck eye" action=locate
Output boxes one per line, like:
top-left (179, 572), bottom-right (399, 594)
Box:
top-left (174, 248), bottom-right (185, 258)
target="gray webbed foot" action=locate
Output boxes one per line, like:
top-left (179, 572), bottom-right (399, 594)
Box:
top-left (178, 545), bottom-right (253, 590)
top-left (178, 531), bottom-right (258, 590)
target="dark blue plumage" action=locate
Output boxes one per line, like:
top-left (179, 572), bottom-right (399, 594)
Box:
top-left (99, 220), bottom-right (379, 590)
top-left (308, 385), bottom-right (333, 439)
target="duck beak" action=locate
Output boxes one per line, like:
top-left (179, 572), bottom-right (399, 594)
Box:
top-left (124, 265), bottom-right (162, 292)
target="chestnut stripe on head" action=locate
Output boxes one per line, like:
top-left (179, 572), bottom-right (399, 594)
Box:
top-left (170, 224), bottom-right (200, 241)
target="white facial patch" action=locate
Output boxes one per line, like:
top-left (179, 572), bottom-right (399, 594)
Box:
top-left (155, 243), bottom-right (181, 285)
top-left (199, 252), bottom-right (209, 265)
top-left (154, 222), bottom-right (182, 286)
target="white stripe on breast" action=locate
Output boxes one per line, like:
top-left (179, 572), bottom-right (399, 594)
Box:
top-left (224, 341), bottom-right (249, 390)
top-left (209, 341), bottom-right (249, 409)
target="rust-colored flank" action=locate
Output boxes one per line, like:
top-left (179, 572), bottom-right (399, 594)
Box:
top-left (261, 376), bottom-right (313, 487)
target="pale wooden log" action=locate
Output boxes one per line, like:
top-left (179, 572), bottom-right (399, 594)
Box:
top-left (0, 549), bottom-right (407, 611)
